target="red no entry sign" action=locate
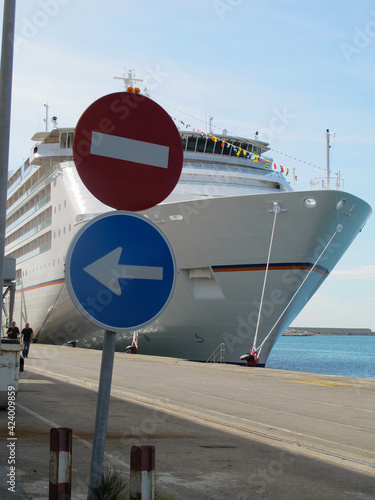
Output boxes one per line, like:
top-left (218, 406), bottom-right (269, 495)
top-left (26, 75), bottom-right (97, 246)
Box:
top-left (73, 92), bottom-right (183, 211)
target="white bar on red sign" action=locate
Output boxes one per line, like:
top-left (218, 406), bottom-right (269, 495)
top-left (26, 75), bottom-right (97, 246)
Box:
top-left (90, 131), bottom-right (169, 168)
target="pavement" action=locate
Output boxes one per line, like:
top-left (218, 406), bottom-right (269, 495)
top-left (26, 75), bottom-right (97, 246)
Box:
top-left (0, 344), bottom-right (374, 499)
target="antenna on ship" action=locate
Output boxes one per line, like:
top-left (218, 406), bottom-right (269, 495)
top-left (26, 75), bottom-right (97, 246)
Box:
top-left (44, 103), bottom-right (49, 132)
top-left (113, 68), bottom-right (149, 96)
top-left (326, 128), bottom-right (335, 189)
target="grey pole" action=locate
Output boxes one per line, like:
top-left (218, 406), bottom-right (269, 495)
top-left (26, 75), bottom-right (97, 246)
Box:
top-left (87, 330), bottom-right (117, 499)
top-left (0, 0), bottom-right (16, 343)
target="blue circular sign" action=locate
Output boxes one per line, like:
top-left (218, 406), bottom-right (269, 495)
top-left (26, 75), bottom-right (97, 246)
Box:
top-left (65, 211), bottom-right (176, 331)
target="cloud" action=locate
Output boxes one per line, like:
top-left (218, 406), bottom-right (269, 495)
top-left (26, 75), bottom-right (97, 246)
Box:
top-left (330, 265), bottom-right (375, 280)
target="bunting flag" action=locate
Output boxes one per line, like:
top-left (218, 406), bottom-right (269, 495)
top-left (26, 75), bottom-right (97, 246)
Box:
top-left (168, 113), bottom-right (294, 177)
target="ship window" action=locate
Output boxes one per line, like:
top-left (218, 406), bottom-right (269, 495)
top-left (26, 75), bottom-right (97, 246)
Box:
top-left (205, 140), bottom-right (215, 154)
top-left (186, 136), bottom-right (197, 152)
top-left (60, 132), bottom-right (74, 149)
top-left (196, 137), bottom-right (207, 153)
top-left (221, 143), bottom-right (231, 156)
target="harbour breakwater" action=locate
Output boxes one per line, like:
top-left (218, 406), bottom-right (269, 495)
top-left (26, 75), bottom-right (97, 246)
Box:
top-left (283, 327), bottom-right (374, 336)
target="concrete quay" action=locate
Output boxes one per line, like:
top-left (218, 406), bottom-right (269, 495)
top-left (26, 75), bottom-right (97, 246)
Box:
top-left (0, 344), bottom-right (374, 499)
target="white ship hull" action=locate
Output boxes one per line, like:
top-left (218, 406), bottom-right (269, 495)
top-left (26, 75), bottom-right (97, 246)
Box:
top-left (9, 183), bottom-right (371, 364)
top-left (4, 126), bottom-right (372, 365)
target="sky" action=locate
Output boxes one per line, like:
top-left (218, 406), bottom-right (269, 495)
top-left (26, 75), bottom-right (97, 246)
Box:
top-left (1, 0), bottom-right (374, 330)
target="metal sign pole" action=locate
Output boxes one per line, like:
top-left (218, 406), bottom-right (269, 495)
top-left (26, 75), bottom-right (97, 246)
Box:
top-left (87, 330), bottom-right (116, 499)
top-left (0, 0), bottom-right (16, 342)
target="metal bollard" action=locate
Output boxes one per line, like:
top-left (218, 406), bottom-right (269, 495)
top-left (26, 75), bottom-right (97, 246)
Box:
top-left (49, 427), bottom-right (72, 500)
top-left (130, 445), bottom-right (155, 499)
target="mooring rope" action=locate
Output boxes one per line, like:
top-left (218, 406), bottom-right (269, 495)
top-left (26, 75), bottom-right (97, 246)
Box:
top-left (255, 228), bottom-right (339, 355)
top-left (252, 205), bottom-right (280, 351)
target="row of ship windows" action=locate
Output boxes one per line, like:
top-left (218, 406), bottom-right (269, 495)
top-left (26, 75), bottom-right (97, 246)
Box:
top-left (54, 200), bottom-right (67, 212)
top-left (7, 187), bottom-right (51, 230)
top-left (6, 207), bottom-right (52, 247)
top-left (6, 198), bottom-right (70, 248)
top-left (53, 224), bottom-right (72, 237)
top-left (8, 211), bottom-right (72, 262)
top-left (181, 135), bottom-right (263, 157)
top-left (8, 220), bottom-right (72, 260)
top-left (7, 164), bottom-right (51, 210)
top-left (7, 161), bottom-right (33, 194)
top-left (183, 162), bottom-right (283, 178)
top-left (19, 255), bottom-right (66, 278)
top-left (7, 232), bottom-right (52, 263)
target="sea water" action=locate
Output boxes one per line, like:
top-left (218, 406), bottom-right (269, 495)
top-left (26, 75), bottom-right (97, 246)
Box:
top-left (265, 335), bottom-right (375, 380)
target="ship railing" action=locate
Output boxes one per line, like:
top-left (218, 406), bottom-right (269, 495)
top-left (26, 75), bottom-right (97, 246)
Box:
top-left (183, 161), bottom-right (284, 179)
top-left (7, 161), bottom-right (33, 196)
top-left (309, 176), bottom-right (344, 191)
top-left (206, 343), bottom-right (225, 363)
top-left (6, 166), bottom-right (61, 219)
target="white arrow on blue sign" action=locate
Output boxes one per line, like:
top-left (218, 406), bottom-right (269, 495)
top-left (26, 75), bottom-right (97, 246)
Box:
top-left (65, 211), bottom-right (176, 332)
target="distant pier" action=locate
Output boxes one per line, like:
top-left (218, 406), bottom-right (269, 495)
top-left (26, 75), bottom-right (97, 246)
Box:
top-left (284, 327), bottom-right (374, 335)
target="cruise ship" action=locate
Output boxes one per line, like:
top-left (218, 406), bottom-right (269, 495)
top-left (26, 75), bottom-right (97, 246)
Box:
top-left (3, 89), bottom-right (372, 365)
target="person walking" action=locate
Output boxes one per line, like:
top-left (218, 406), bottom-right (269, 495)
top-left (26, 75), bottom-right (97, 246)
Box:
top-left (21, 323), bottom-right (33, 358)
top-left (7, 321), bottom-right (20, 340)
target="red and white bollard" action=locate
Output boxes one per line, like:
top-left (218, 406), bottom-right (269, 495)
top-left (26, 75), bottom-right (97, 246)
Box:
top-left (49, 427), bottom-right (72, 500)
top-left (130, 445), bottom-right (155, 500)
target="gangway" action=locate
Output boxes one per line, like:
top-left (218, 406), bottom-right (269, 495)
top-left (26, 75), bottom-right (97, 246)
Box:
top-left (206, 343), bottom-right (225, 363)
